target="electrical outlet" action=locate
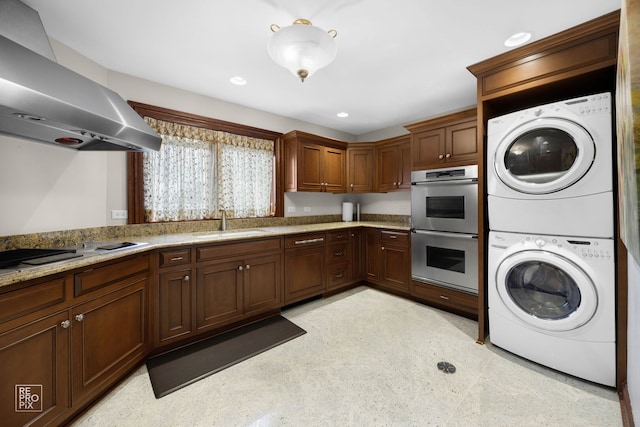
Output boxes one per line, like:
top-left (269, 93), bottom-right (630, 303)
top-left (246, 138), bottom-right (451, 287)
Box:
top-left (287, 206), bottom-right (296, 212)
top-left (111, 209), bottom-right (128, 220)
top-left (303, 207), bottom-right (311, 212)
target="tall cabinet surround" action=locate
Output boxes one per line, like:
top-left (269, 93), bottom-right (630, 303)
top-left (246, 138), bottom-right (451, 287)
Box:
top-left (467, 11), bottom-right (623, 390)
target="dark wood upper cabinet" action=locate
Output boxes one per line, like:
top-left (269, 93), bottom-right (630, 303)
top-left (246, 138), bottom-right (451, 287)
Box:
top-left (347, 144), bottom-right (375, 193)
top-left (405, 109), bottom-right (478, 170)
top-left (376, 135), bottom-right (411, 192)
top-left (283, 131), bottom-right (347, 193)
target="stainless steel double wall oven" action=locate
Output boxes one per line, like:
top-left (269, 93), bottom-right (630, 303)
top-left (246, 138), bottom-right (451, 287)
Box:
top-left (411, 165), bottom-right (478, 294)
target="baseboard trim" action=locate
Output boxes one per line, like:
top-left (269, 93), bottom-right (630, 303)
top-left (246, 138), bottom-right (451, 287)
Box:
top-left (620, 382), bottom-right (636, 427)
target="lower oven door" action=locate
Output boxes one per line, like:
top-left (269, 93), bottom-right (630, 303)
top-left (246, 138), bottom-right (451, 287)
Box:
top-left (411, 229), bottom-right (478, 294)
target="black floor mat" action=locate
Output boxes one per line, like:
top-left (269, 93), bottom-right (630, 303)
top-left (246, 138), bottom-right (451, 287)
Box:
top-left (146, 315), bottom-right (306, 398)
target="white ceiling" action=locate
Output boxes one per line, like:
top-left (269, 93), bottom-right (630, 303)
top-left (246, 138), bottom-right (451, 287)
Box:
top-left (23, 0), bottom-right (621, 137)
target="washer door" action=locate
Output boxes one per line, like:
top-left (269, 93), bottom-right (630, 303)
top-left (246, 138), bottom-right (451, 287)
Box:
top-left (495, 250), bottom-right (597, 331)
top-left (494, 117), bottom-right (595, 194)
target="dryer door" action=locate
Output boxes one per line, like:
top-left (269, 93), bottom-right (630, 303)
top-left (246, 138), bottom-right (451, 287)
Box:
top-left (493, 117), bottom-right (595, 194)
top-left (495, 249), bottom-right (597, 332)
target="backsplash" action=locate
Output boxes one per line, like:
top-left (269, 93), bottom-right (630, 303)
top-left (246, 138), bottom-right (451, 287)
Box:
top-left (0, 214), bottom-right (410, 251)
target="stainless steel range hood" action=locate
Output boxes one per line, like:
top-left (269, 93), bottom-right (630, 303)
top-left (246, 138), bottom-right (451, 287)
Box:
top-left (0, 0), bottom-right (161, 151)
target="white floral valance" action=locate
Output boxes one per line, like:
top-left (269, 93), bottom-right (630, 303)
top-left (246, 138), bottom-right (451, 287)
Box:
top-left (144, 117), bottom-right (273, 151)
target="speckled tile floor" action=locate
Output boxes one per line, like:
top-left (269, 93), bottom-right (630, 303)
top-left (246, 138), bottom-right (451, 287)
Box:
top-left (71, 287), bottom-right (622, 427)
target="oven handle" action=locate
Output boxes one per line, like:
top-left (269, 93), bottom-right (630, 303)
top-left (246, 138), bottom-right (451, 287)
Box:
top-left (412, 229), bottom-right (478, 239)
top-left (411, 178), bottom-right (477, 185)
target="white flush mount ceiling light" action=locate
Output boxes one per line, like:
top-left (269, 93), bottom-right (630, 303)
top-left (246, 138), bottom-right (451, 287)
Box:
top-left (504, 32), bottom-right (532, 47)
top-left (337, 112), bottom-right (349, 118)
top-left (268, 19), bottom-right (337, 82)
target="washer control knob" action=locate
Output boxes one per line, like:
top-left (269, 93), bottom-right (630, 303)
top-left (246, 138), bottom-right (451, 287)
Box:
top-left (534, 238), bottom-right (546, 247)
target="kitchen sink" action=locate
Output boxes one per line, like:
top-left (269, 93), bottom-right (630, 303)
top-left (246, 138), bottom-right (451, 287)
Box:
top-left (192, 229), bottom-right (270, 239)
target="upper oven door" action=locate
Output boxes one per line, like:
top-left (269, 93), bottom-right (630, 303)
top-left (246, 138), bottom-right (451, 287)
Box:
top-left (411, 177), bottom-right (478, 234)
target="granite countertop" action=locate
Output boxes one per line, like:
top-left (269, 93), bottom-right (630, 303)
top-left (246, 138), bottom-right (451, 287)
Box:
top-left (0, 221), bottom-right (409, 289)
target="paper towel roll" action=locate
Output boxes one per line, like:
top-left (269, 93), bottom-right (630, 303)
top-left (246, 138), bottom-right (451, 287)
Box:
top-left (342, 202), bottom-right (353, 222)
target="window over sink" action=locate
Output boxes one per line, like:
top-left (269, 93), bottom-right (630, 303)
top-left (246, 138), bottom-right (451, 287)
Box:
top-left (127, 102), bottom-right (284, 223)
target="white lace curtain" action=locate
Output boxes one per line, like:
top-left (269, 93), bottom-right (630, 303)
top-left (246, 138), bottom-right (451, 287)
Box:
top-left (142, 117), bottom-right (274, 222)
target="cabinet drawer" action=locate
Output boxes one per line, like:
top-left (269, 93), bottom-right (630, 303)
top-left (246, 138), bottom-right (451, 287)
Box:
top-left (381, 230), bottom-right (409, 246)
top-left (327, 242), bottom-right (349, 265)
top-left (411, 281), bottom-right (477, 316)
top-left (159, 248), bottom-right (191, 268)
top-left (74, 254), bottom-right (150, 297)
top-left (0, 276), bottom-right (68, 325)
top-left (327, 263), bottom-right (350, 290)
top-left (326, 230), bottom-right (351, 243)
top-left (285, 233), bottom-right (326, 249)
top-left (197, 238), bottom-right (282, 262)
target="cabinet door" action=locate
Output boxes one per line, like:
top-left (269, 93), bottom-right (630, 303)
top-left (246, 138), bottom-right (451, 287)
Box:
top-left (71, 276), bottom-right (148, 404)
top-left (298, 142), bottom-right (324, 191)
top-left (364, 229), bottom-right (381, 282)
top-left (380, 244), bottom-right (410, 292)
top-left (446, 120), bottom-right (478, 165)
top-left (322, 146), bottom-right (346, 193)
top-left (397, 139), bottom-right (412, 189)
top-left (350, 229), bottom-right (364, 281)
top-left (243, 253), bottom-right (282, 316)
top-left (196, 260), bottom-right (243, 330)
top-left (284, 246), bottom-right (325, 304)
top-left (376, 144), bottom-right (399, 192)
top-left (412, 128), bottom-right (446, 169)
top-left (347, 147), bottom-right (374, 192)
top-left (0, 311), bottom-right (69, 427)
top-left (158, 269), bottom-right (192, 343)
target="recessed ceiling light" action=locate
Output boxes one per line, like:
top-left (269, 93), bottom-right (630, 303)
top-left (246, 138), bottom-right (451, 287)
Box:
top-left (230, 76), bottom-right (247, 86)
top-left (504, 32), bottom-right (532, 47)
top-left (337, 112), bottom-right (349, 118)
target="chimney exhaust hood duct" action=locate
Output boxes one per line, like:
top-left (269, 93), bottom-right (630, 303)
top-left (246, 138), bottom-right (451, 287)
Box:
top-left (0, 0), bottom-right (161, 151)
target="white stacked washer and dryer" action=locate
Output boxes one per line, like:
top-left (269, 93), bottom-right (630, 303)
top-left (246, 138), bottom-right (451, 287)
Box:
top-left (486, 92), bottom-right (616, 387)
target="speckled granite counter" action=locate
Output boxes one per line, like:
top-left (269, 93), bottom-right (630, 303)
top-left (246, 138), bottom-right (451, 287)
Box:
top-left (0, 220), bottom-right (410, 288)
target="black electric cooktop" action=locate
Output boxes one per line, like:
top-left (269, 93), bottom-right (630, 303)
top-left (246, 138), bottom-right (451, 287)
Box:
top-left (0, 248), bottom-right (80, 269)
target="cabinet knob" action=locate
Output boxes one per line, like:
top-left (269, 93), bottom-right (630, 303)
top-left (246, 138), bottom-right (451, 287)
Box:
top-left (183, 275), bottom-right (190, 282)
top-left (238, 265), bottom-right (243, 271)
top-left (246, 264), bottom-right (251, 270)
top-left (445, 153), bottom-right (451, 158)
top-left (350, 183), bottom-right (354, 190)
top-left (75, 314), bottom-right (84, 322)
top-left (381, 246), bottom-right (385, 251)
top-left (61, 320), bottom-right (71, 329)
top-left (335, 252), bottom-right (343, 256)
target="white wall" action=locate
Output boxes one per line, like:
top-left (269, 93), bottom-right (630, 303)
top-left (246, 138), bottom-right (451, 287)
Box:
top-left (0, 38), bottom-right (408, 237)
top-left (629, 255), bottom-right (640, 425)
top-left (284, 191), bottom-right (411, 218)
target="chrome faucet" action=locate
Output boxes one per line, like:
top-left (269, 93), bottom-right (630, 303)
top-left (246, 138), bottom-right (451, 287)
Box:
top-left (221, 210), bottom-right (227, 231)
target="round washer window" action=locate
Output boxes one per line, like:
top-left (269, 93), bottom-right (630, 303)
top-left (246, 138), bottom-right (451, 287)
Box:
top-left (495, 249), bottom-right (598, 332)
top-left (506, 260), bottom-right (581, 320)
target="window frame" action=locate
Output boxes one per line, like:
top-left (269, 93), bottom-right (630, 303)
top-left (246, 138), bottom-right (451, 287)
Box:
top-left (127, 101), bottom-right (284, 224)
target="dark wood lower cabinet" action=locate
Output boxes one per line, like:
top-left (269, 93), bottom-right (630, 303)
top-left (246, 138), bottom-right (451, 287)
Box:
top-left (365, 228), bottom-right (410, 293)
top-left (157, 238), bottom-right (284, 346)
top-left (0, 311), bottom-right (70, 427)
top-left (158, 268), bottom-right (193, 342)
top-left (411, 280), bottom-right (478, 319)
top-left (0, 254), bottom-right (150, 427)
top-left (284, 233), bottom-right (326, 304)
top-left (71, 275), bottom-right (149, 404)
top-left (196, 260), bottom-right (244, 330)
